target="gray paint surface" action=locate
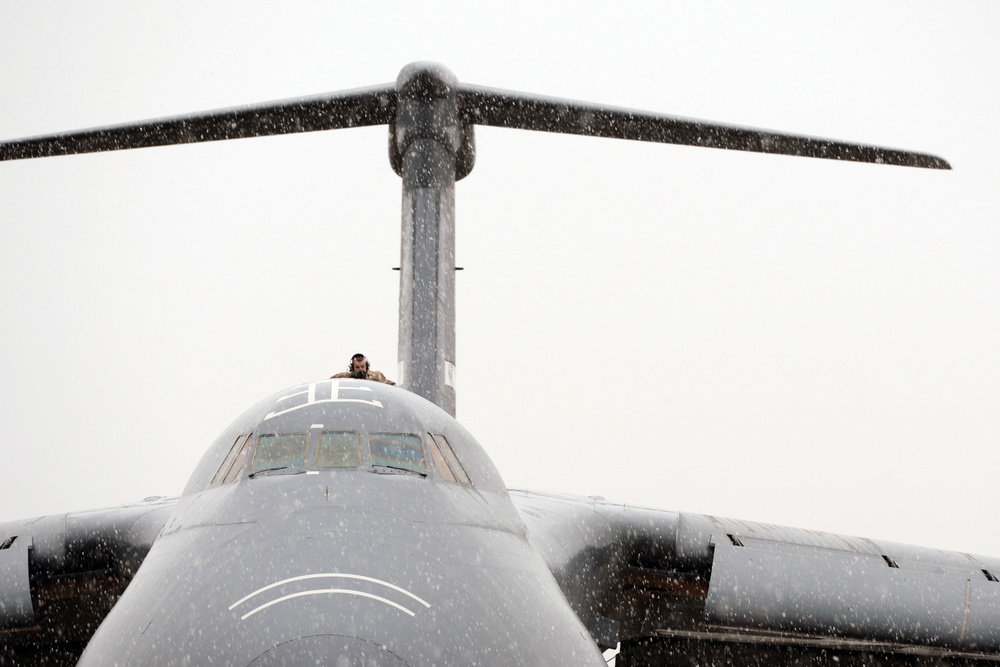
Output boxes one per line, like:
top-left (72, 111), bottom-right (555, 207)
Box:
top-left (0, 62), bottom-right (986, 665)
top-left (705, 539), bottom-right (1000, 651)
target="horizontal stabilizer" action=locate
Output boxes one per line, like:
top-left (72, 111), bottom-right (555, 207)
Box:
top-left (0, 85), bottom-right (396, 161)
top-left (457, 84), bottom-right (950, 169)
top-left (1, 63), bottom-right (949, 171)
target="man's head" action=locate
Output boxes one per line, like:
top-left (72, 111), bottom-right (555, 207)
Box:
top-left (349, 353), bottom-right (369, 374)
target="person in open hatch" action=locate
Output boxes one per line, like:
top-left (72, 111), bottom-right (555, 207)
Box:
top-left (330, 352), bottom-right (395, 385)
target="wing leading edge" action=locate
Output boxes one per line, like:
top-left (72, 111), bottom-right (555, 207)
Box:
top-left (511, 490), bottom-right (1000, 665)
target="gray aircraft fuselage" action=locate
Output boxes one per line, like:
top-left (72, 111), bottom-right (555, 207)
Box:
top-left (1, 62), bottom-right (962, 667)
top-left (74, 379), bottom-right (604, 665)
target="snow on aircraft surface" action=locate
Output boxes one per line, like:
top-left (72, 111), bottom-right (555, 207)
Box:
top-left (3, 63), bottom-right (991, 666)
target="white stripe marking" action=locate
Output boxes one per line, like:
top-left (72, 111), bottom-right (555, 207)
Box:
top-left (264, 382), bottom-right (382, 420)
top-left (265, 398), bottom-right (383, 421)
top-left (228, 573), bottom-right (431, 610)
top-left (240, 588), bottom-right (414, 621)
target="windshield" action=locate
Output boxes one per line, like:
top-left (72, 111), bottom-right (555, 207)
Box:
top-left (315, 431), bottom-right (361, 468)
top-left (250, 433), bottom-right (310, 474)
top-left (369, 433), bottom-right (427, 474)
top-left (243, 430), bottom-right (427, 477)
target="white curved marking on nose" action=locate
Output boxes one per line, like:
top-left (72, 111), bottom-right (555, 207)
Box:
top-left (229, 573), bottom-right (431, 611)
top-left (240, 588), bottom-right (415, 621)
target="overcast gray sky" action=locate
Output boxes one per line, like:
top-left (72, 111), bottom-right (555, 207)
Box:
top-left (2, 1), bottom-right (998, 558)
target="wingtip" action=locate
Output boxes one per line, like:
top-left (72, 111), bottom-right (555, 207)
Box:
top-left (913, 152), bottom-right (952, 170)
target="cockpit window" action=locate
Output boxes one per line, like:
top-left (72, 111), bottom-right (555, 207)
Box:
top-left (239, 430), bottom-right (429, 479)
top-left (315, 431), bottom-right (360, 468)
top-left (212, 434), bottom-right (247, 484)
top-left (429, 433), bottom-right (471, 485)
top-left (250, 433), bottom-right (310, 474)
top-left (212, 434), bottom-right (253, 485)
top-left (426, 434), bottom-right (457, 483)
top-left (369, 433), bottom-right (427, 474)
top-left (223, 438), bottom-right (253, 484)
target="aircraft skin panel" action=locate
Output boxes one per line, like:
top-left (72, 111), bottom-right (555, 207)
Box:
top-left (0, 538), bottom-right (34, 628)
top-left (75, 472), bottom-right (605, 665)
top-left (510, 489), bottom-right (1000, 665)
top-left (58, 381), bottom-right (607, 666)
top-left (706, 539), bottom-right (1000, 651)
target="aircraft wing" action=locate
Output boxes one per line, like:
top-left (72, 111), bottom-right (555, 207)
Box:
top-left (510, 489), bottom-right (1000, 665)
top-left (0, 497), bottom-right (177, 664)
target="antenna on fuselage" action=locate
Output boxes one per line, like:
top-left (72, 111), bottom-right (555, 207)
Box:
top-left (0, 62), bottom-right (951, 416)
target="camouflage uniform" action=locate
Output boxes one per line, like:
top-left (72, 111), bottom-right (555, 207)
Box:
top-left (330, 370), bottom-right (395, 385)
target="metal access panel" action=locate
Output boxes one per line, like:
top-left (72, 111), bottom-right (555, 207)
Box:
top-left (705, 539), bottom-right (1000, 652)
top-left (0, 538), bottom-right (35, 629)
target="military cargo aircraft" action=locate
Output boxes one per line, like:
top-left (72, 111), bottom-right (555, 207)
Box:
top-left (3, 63), bottom-right (994, 666)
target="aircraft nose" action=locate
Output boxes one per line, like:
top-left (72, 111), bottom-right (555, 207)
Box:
top-left (248, 635), bottom-right (410, 666)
